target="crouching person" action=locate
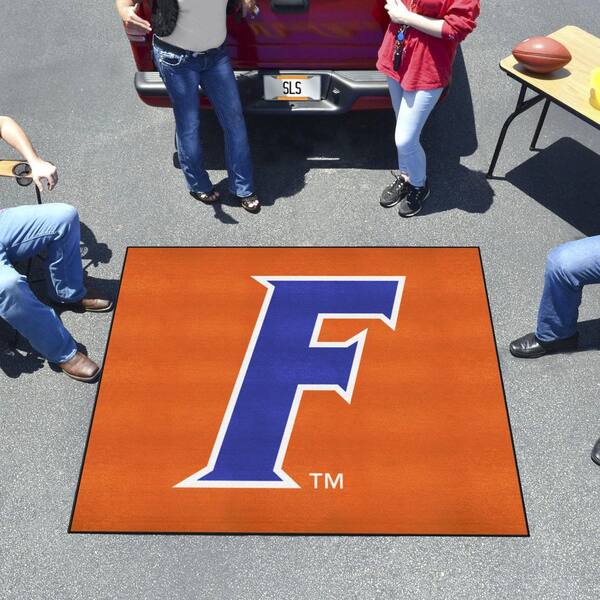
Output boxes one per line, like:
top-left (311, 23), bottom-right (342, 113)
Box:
top-left (0, 116), bottom-right (112, 382)
top-left (509, 236), bottom-right (600, 466)
top-left (510, 236), bottom-right (600, 359)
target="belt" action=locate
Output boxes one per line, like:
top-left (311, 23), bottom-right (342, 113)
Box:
top-left (153, 35), bottom-right (221, 57)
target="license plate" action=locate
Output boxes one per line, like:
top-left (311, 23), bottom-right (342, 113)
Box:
top-left (263, 75), bottom-right (321, 101)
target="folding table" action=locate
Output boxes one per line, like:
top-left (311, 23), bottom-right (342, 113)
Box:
top-left (487, 26), bottom-right (600, 178)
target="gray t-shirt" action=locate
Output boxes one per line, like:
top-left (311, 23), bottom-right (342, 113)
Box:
top-left (158, 0), bottom-right (228, 53)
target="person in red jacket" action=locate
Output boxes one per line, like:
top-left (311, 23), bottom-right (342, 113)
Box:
top-left (377, 0), bottom-right (479, 217)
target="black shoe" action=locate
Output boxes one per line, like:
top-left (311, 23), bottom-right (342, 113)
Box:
top-left (234, 193), bottom-right (261, 213)
top-left (509, 332), bottom-right (578, 358)
top-left (591, 438), bottom-right (600, 466)
top-left (398, 181), bottom-right (430, 217)
top-left (380, 172), bottom-right (409, 208)
top-left (190, 189), bottom-right (220, 204)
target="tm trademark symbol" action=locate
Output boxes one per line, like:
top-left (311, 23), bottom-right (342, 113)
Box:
top-left (309, 472), bottom-right (344, 490)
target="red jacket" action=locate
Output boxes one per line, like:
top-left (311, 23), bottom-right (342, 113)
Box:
top-left (376, 0), bottom-right (480, 91)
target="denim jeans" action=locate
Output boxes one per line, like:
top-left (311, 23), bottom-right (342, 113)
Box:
top-left (153, 40), bottom-right (254, 197)
top-left (387, 78), bottom-right (443, 187)
top-left (0, 203), bottom-right (86, 363)
top-left (536, 236), bottom-right (600, 341)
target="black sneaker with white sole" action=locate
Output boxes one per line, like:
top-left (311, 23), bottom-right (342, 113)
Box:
top-left (380, 172), bottom-right (410, 208)
top-left (398, 181), bottom-right (430, 217)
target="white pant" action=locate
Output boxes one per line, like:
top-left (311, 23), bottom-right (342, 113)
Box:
top-left (387, 78), bottom-right (443, 187)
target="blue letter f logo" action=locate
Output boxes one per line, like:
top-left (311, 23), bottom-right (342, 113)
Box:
top-left (175, 276), bottom-right (405, 489)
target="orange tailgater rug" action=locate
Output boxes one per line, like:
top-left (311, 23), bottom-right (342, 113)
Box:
top-left (70, 247), bottom-right (528, 536)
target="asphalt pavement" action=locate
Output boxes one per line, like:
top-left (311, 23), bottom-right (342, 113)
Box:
top-left (1, 1), bottom-right (599, 598)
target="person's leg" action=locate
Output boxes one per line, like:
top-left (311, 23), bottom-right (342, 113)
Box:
top-left (153, 45), bottom-right (214, 193)
top-left (387, 76), bottom-right (403, 122)
top-left (386, 77), bottom-right (407, 179)
top-left (198, 48), bottom-right (254, 198)
top-left (394, 87), bottom-right (443, 187)
top-left (0, 246), bottom-right (77, 363)
top-left (380, 78), bottom-right (409, 207)
top-left (536, 236), bottom-right (600, 341)
top-left (0, 204), bottom-right (86, 304)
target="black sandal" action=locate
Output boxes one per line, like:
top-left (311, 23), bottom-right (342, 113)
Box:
top-left (190, 189), bottom-right (220, 204)
top-left (237, 193), bottom-right (261, 214)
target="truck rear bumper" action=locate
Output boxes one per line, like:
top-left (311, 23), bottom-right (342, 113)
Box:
top-left (135, 69), bottom-right (390, 114)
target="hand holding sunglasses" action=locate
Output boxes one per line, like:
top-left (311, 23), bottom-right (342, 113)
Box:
top-left (27, 157), bottom-right (58, 192)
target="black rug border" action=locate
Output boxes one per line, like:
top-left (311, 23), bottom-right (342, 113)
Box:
top-left (68, 246), bottom-right (530, 538)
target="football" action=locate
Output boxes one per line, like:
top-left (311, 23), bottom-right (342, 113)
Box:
top-left (512, 36), bottom-right (572, 74)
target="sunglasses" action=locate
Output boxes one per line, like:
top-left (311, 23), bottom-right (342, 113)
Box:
top-left (12, 162), bottom-right (34, 187)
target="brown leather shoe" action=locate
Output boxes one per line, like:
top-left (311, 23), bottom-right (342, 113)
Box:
top-left (79, 296), bottom-right (113, 312)
top-left (59, 352), bottom-right (101, 382)
top-left (68, 289), bottom-right (113, 313)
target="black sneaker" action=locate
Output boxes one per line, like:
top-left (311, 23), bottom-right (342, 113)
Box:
top-left (398, 181), bottom-right (430, 217)
top-left (380, 172), bottom-right (409, 208)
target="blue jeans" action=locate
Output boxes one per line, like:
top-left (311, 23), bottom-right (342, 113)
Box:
top-left (153, 40), bottom-right (254, 197)
top-left (536, 236), bottom-right (600, 341)
top-left (0, 203), bottom-right (85, 363)
top-left (387, 78), bottom-right (443, 187)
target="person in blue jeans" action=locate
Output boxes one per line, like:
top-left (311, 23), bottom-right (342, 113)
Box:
top-left (116, 0), bottom-right (261, 213)
top-left (0, 116), bottom-right (112, 382)
top-left (509, 236), bottom-right (600, 358)
top-left (509, 236), bottom-right (600, 466)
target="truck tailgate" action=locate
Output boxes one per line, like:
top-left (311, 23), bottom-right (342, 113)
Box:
top-left (227, 0), bottom-right (388, 69)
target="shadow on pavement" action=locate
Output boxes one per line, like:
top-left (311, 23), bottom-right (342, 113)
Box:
top-left (202, 107), bottom-right (398, 219)
top-left (0, 334), bottom-right (45, 378)
top-left (421, 48), bottom-right (494, 216)
top-left (506, 138), bottom-right (600, 236)
top-left (80, 221), bottom-right (112, 271)
top-left (195, 47), bottom-right (492, 221)
top-left (577, 318), bottom-right (600, 352)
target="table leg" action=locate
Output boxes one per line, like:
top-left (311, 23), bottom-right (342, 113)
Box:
top-left (529, 99), bottom-right (551, 151)
top-left (486, 85), bottom-right (546, 179)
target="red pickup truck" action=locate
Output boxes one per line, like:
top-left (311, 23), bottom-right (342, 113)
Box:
top-left (127, 0), bottom-right (391, 114)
